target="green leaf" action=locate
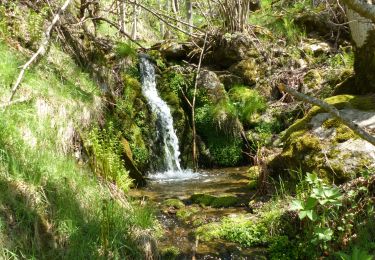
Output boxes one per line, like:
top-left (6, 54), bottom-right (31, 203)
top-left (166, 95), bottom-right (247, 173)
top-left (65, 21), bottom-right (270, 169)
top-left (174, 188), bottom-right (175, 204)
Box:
top-left (290, 200), bottom-right (304, 211)
top-left (314, 227), bottom-right (333, 242)
top-left (298, 210), bottom-right (307, 220)
top-left (306, 210), bottom-right (317, 221)
top-left (306, 172), bottom-right (318, 184)
top-left (305, 197), bottom-right (318, 210)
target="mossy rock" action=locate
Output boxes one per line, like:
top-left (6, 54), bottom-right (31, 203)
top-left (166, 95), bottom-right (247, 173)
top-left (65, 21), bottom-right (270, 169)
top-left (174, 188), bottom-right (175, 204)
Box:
top-left (162, 198), bottom-right (185, 209)
top-left (247, 180), bottom-right (258, 190)
top-left (190, 194), bottom-right (240, 208)
top-left (229, 59), bottom-right (259, 86)
top-left (282, 95), bottom-right (375, 141)
top-left (271, 96), bottom-right (375, 182)
top-left (176, 206), bottom-right (200, 221)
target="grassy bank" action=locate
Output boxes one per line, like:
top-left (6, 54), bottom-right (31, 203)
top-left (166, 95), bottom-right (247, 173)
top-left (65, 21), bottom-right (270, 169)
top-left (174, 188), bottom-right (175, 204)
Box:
top-left (0, 40), bottom-right (157, 259)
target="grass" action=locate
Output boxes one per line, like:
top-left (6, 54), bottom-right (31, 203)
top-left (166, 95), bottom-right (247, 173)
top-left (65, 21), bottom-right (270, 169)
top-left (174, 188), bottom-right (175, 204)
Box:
top-left (0, 39), bottom-right (156, 259)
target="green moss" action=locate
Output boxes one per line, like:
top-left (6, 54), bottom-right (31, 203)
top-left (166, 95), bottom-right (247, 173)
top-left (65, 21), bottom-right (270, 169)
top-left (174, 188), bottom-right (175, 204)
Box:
top-left (322, 118), bottom-right (340, 129)
top-left (211, 196), bottom-right (239, 208)
top-left (160, 246), bottom-right (180, 260)
top-left (190, 194), bottom-right (239, 208)
top-left (163, 198), bottom-right (185, 209)
top-left (195, 222), bottom-right (222, 241)
top-left (303, 69), bottom-right (322, 90)
top-left (248, 180), bottom-right (258, 190)
top-left (115, 42), bottom-right (136, 58)
top-left (322, 118), bottom-right (358, 143)
top-left (248, 166), bottom-right (261, 180)
top-left (230, 59), bottom-right (259, 86)
top-left (196, 216), bottom-right (269, 247)
top-left (335, 124), bottom-right (357, 143)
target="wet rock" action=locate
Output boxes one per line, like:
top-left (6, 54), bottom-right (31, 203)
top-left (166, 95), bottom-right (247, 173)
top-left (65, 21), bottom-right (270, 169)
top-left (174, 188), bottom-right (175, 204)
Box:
top-left (270, 95), bottom-right (375, 182)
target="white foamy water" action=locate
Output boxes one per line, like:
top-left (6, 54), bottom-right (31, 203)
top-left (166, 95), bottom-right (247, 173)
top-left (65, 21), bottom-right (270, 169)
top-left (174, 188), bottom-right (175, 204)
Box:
top-left (148, 169), bottom-right (202, 182)
top-left (140, 56), bottom-right (198, 181)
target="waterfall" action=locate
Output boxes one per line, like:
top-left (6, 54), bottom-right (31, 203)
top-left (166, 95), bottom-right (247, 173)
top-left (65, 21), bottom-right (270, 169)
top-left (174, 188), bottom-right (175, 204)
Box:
top-left (139, 56), bottom-right (199, 181)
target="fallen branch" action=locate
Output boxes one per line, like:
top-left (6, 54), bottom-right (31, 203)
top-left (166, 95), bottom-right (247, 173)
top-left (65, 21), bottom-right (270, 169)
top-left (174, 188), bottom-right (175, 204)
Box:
top-left (278, 84), bottom-right (375, 147)
top-left (8, 0), bottom-right (72, 103)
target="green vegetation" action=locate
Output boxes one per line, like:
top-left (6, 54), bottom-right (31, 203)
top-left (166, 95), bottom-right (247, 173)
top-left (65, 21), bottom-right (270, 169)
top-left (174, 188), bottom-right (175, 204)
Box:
top-left (1, 0), bottom-right (375, 258)
top-left (228, 85), bottom-right (267, 126)
top-left (163, 198), bottom-right (185, 209)
top-left (84, 122), bottom-right (132, 191)
top-left (0, 40), bottom-right (156, 258)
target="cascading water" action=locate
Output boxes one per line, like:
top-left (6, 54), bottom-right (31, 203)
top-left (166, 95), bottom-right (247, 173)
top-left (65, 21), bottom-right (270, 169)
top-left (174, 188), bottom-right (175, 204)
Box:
top-left (139, 55), bottom-right (199, 181)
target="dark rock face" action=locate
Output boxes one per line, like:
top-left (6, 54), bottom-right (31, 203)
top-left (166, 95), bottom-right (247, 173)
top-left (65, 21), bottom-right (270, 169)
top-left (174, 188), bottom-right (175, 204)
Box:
top-left (158, 41), bottom-right (190, 60)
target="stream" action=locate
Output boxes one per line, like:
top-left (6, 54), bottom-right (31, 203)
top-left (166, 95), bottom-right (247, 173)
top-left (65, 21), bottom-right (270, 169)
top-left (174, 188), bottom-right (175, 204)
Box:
top-left (130, 167), bottom-right (268, 259)
top-left (136, 56), bottom-right (267, 259)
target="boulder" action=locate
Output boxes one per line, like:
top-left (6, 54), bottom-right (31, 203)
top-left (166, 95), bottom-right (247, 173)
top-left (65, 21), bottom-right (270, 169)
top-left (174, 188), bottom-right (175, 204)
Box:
top-left (156, 41), bottom-right (190, 60)
top-left (207, 32), bottom-right (257, 68)
top-left (270, 95), bottom-right (375, 182)
top-left (197, 69), bottom-right (227, 103)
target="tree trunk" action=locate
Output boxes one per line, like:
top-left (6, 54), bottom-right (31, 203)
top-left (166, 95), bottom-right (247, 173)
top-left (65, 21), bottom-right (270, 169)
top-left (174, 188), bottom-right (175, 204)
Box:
top-left (346, 1), bottom-right (375, 94)
top-left (118, 0), bottom-right (126, 35)
top-left (186, 0), bottom-right (193, 35)
top-left (158, 0), bottom-right (165, 37)
top-left (131, 0), bottom-right (139, 40)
